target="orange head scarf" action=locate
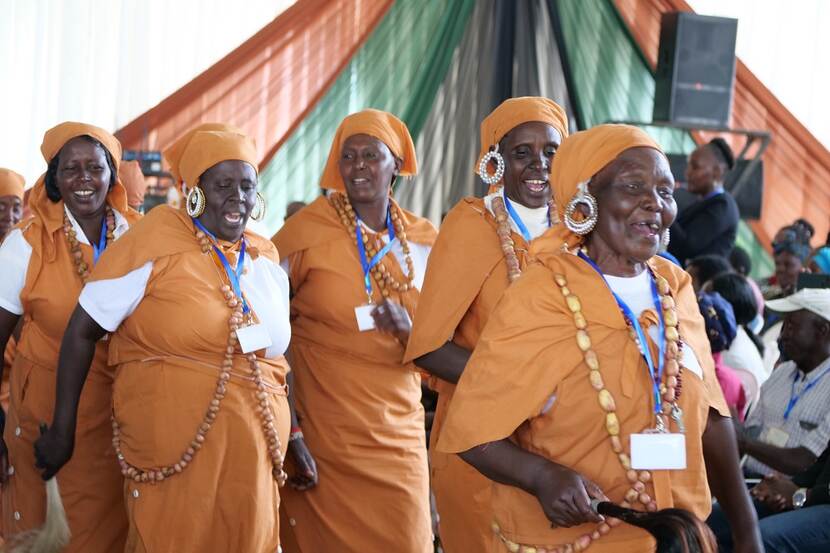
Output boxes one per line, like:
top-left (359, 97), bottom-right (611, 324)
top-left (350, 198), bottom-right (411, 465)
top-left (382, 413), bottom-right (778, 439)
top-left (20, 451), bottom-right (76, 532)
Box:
top-left (0, 168), bottom-right (25, 199)
top-left (120, 160), bottom-right (148, 208)
top-left (319, 109), bottom-right (417, 192)
top-left (164, 123), bottom-right (247, 186)
top-left (163, 128), bottom-right (258, 190)
top-left (536, 124), bottom-right (663, 252)
top-left (475, 96), bottom-right (569, 185)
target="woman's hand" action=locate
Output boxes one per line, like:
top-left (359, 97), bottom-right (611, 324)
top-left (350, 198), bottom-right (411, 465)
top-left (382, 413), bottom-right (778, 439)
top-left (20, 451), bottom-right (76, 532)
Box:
top-left (288, 437), bottom-right (318, 491)
top-left (33, 423), bottom-right (74, 481)
top-left (371, 300), bottom-right (411, 344)
top-left (531, 462), bottom-right (608, 528)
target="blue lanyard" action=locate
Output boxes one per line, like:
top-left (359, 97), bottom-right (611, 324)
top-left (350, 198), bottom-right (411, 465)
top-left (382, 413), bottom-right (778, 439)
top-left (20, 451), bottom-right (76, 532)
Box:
top-left (92, 215), bottom-right (108, 264)
top-left (578, 251), bottom-right (666, 415)
top-left (502, 190), bottom-right (551, 243)
top-left (355, 207), bottom-right (396, 303)
top-left (784, 365), bottom-right (830, 420)
top-left (192, 218), bottom-right (249, 314)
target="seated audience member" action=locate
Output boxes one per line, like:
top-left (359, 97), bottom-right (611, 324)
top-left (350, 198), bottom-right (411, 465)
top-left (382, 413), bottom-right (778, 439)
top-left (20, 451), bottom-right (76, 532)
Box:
top-left (699, 291), bottom-right (746, 419)
top-left (686, 253), bottom-right (732, 292)
top-left (808, 246), bottom-right (830, 275)
top-left (730, 246), bottom-right (766, 325)
top-left (793, 218), bottom-right (816, 244)
top-left (668, 138), bottom-right (739, 264)
top-left (707, 273), bottom-right (768, 395)
top-left (762, 233), bottom-right (812, 302)
top-left (736, 288), bottom-right (830, 478)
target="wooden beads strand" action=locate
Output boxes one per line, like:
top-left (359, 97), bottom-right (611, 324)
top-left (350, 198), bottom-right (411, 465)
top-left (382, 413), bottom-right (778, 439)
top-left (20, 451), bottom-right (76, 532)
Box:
top-left (329, 192), bottom-right (415, 297)
top-left (63, 206), bottom-right (115, 283)
top-left (111, 229), bottom-right (287, 486)
top-left (490, 195), bottom-right (556, 284)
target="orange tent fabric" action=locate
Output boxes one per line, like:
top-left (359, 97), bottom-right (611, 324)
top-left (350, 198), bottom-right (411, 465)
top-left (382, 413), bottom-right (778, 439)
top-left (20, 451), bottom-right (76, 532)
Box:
top-left (3, 122), bottom-right (139, 552)
top-left (613, 0), bottom-right (830, 250)
top-left (272, 195), bottom-right (436, 552)
top-left (116, 0), bottom-right (393, 168)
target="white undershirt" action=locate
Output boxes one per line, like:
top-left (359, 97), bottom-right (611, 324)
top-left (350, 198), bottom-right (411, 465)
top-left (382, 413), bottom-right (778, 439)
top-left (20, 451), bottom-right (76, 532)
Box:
top-left (0, 206), bottom-right (130, 315)
top-left (484, 191), bottom-right (550, 240)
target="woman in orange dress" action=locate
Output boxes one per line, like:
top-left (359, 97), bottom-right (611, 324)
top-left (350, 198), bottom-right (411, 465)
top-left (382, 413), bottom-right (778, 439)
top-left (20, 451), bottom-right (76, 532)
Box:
top-left (0, 123), bottom-right (139, 552)
top-left (436, 124), bottom-right (762, 552)
top-left (403, 96), bottom-right (568, 552)
top-left (34, 127), bottom-right (292, 552)
top-left (273, 109), bottom-right (437, 552)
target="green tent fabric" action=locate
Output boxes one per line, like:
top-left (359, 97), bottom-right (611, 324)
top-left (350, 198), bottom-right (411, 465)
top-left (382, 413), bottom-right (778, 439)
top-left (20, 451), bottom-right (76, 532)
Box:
top-left (257, 0), bottom-right (474, 235)
top-left (555, 0), bottom-right (772, 277)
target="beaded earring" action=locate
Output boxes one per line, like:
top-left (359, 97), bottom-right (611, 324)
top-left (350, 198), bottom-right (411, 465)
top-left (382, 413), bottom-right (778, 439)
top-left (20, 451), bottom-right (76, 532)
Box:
top-left (564, 180), bottom-right (598, 235)
top-left (478, 146), bottom-right (505, 186)
top-left (661, 228), bottom-right (671, 250)
top-left (250, 192), bottom-right (266, 222)
top-left (186, 186), bottom-right (206, 218)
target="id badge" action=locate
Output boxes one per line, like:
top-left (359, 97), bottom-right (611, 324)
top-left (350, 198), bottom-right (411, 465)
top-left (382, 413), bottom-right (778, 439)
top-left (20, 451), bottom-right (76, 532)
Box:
top-left (630, 433), bottom-right (687, 470)
top-left (765, 427), bottom-right (790, 448)
top-left (354, 304), bottom-right (377, 332)
top-left (236, 323), bottom-right (273, 353)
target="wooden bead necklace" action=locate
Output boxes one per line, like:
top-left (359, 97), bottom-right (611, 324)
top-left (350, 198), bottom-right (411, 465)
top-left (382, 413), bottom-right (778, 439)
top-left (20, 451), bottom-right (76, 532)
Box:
top-left (111, 228), bottom-right (287, 486)
top-left (490, 194), bottom-right (556, 283)
top-left (63, 206), bottom-right (115, 283)
top-left (492, 257), bottom-right (686, 553)
top-left (330, 192), bottom-right (415, 297)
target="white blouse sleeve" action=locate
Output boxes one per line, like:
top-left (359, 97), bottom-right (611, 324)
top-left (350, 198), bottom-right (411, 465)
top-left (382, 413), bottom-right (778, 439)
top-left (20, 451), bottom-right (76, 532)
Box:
top-left (78, 261), bottom-right (153, 332)
top-left (240, 256), bottom-right (291, 359)
top-left (0, 229), bottom-right (33, 315)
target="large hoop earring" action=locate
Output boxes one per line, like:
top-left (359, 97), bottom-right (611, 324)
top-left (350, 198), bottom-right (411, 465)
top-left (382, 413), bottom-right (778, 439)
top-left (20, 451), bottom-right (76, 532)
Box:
top-left (564, 181), bottom-right (598, 236)
top-left (186, 186), bottom-right (206, 218)
top-left (478, 146), bottom-right (505, 186)
top-left (251, 192), bottom-right (266, 221)
top-left (661, 228), bottom-right (671, 250)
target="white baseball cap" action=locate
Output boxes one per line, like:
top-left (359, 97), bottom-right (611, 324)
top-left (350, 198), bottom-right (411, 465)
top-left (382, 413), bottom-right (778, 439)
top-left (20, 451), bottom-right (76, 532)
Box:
top-left (766, 288), bottom-right (830, 322)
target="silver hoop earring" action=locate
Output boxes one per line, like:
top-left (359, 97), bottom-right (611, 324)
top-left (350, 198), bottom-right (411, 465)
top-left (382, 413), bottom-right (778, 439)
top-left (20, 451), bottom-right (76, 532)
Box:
top-left (251, 192), bottom-right (266, 222)
top-left (564, 181), bottom-right (598, 236)
top-left (478, 146), bottom-right (505, 186)
top-left (186, 186), bottom-right (206, 218)
top-left (661, 228), bottom-right (671, 250)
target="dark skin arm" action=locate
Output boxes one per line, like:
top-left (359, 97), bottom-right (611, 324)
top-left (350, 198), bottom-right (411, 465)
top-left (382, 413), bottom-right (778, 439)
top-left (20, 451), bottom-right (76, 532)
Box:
top-left (737, 435), bottom-right (817, 476)
top-left (460, 438), bottom-right (607, 528)
top-left (33, 305), bottom-right (106, 480)
top-left (413, 342), bottom-right (471, 384)
top-left (702, 408), bottom-right (763, 553)
top-left (0, 307), bottom-right (21, 485)
top-left (285, 366), bottom-right (317, 491)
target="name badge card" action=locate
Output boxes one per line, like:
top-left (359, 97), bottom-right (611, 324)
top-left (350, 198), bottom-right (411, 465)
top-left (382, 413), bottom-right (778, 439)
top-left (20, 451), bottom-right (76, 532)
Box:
top-left (630, 433), bottom-right (686, 470)
top-left (236, 324), bottom-right (273, 353)
top-left (765, 427), bottom-right (790, 448)
top-left (355, 305), bottom-right (377, 332)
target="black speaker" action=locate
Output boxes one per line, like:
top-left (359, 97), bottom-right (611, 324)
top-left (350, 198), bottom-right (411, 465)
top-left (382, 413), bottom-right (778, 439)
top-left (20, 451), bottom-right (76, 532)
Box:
top-left (666, 153), bottom-right (763, 220)
top-left (653, 12), bottom-right (738, 128)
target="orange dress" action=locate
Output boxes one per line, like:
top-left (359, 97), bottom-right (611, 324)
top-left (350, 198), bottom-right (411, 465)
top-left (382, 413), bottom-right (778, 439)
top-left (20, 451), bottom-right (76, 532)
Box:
top-left (78, 205), bottom-right (291, 553)
top-left (437, 251), bottom-right (729, 552)
top-left (1, 184), bottom-right (139, 552)
top-left (404, 197), bottom-right (534, 552)
top-left (273, 195), bottom-right (437, 553)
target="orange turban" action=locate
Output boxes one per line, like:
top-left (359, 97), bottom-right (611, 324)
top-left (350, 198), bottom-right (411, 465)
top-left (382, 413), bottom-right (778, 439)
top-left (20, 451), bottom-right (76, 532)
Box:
top-left (536, 124), bottom-right (663, 251)
top-left (120, 160), bottom-right (148, 208)
top-left (475, 96), bottom-right (569, 176)
top-left (163, 129), bottom-right (258, 190)
top-left (320, 109), bottom-right (417, 192)
top-left (0, 168), bottom-right (25, 199)
top-left (165, 123), bottom-right (247, 185)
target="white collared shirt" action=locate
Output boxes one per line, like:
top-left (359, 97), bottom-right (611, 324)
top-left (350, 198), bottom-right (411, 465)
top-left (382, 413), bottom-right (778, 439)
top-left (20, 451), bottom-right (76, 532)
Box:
top-left (483, 191), bottom-right (551, 240)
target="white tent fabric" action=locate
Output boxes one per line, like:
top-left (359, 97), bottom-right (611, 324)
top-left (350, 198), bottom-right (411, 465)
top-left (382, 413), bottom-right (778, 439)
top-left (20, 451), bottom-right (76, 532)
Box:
top-left (0, 0), bottom-right (294, 185)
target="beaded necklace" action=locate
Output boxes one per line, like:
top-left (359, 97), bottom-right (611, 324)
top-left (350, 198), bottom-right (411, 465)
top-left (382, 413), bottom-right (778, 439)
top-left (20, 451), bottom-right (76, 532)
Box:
top-left (490, 194), bottom-right (555, 283)
top-left (111, 224), bottom-right (287, 486)
top-left (329, 192), bottom-right (415, 298)
top-left (492, 253), bottom-right (686, 553)
top-left (63, 206), bottom-right (115, 283)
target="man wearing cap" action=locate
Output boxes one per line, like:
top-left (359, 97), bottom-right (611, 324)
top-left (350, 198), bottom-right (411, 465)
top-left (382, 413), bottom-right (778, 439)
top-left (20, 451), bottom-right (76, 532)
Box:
top-left (0, 168), bottom-right (25, 243)
top-left (735, 288), bottom-right (830, 477)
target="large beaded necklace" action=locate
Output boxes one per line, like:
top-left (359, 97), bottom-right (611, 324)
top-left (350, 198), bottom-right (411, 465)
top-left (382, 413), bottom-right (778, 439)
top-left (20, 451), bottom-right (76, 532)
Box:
top-left (63, 206), bottom-right (115, 283)
top-left (329, 192), bottom-right (414, 298)
top-left (111, 226), bottom-right (287, 486)
top-left (490, 194), bottom-right (556, 283)
top-left (493, 252), bottom-right (686, 553)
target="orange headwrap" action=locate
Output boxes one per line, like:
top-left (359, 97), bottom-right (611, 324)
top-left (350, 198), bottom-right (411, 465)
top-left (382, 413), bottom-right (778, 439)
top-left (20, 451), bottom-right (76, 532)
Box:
top-left (475, 96), bottom-right (569, 178)
top-left (120, 160), bottom-right (148, 208)
top-left (163, 129), bottom-right (258, 190)
top-left (535, 124), bottom-right (663, 252)
top-left (319, 109), bottom-right (417, 192)
top-left (164, 123), bottom-right (247, 185)
top-left (0, 168), bottom-right (25, 199)
top-left (41, 121), bottom-right (123, 172)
